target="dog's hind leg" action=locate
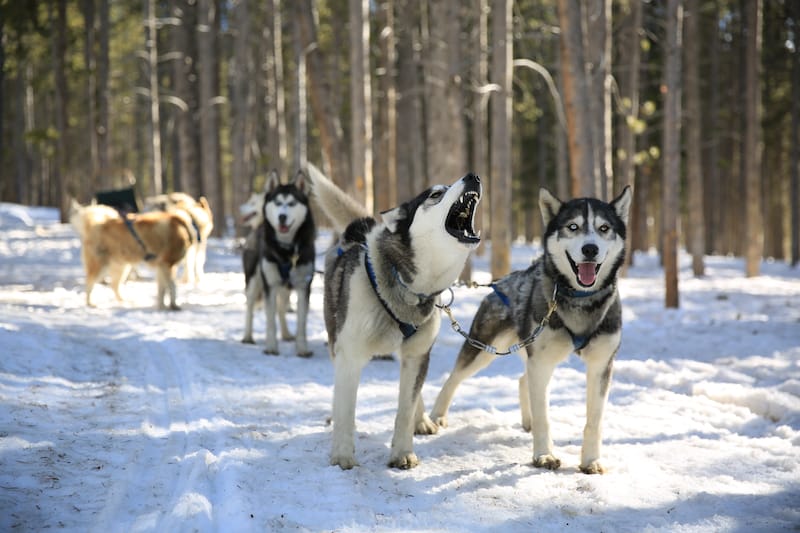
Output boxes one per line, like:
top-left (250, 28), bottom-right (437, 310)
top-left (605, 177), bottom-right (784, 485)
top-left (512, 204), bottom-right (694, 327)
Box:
top-left (242, 277), bottom-right (261, 344)
top-left (388, 350), bottom-right (432, 469)
top-left (83, 251), bottom-right (103, 307)
top-left (108, 262), bottom-right (131, 302)
top-left (330, 347), bottom-right (370, 470)
top-left (430, 343), bottom-right (496, 428)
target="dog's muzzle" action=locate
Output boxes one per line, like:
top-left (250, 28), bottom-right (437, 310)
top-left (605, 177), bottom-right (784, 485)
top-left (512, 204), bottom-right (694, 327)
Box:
top-left (445, 173), bottom-right (482, 245)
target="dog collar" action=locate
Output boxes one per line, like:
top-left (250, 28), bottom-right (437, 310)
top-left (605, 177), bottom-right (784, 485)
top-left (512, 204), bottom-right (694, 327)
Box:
top-left (390, 265), bottom-right (442, 304)
top-left (364, 252), bottom-right (418, 339)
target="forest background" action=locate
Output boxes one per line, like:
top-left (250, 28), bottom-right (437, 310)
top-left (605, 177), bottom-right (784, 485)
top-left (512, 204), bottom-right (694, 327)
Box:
top-left (0, 0), bottom-right (798, 307)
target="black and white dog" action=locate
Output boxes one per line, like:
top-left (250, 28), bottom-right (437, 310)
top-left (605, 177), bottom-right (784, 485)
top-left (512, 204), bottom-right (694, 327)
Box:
top-left (241, 170), bottom-right (316, 357)
top-left (306, 163), bottom-right (482, 470)
top-left (430, 186), bottom-right (631, 474)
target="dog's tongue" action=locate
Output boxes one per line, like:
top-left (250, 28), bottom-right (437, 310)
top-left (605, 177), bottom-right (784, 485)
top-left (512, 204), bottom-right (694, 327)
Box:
top-left (577, 262), bottom-right (597, 286)
top-left (278, 224), bottom-right (290, 233)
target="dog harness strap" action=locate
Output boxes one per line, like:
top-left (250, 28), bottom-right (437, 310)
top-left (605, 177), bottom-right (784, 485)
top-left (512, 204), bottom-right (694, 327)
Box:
top-left (490, 283), bottom-right (511, 307)
top-left (122, 214), bottom-right (156, 261)
top-left (189, 214), bottom-right (202, 242)
top-left (364, 252), bottom-right (418, 339)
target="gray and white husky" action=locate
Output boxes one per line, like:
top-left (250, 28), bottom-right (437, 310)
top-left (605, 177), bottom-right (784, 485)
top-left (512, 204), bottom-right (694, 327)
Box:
top-left (241, 170), bottom-right (316, 357)
top-left (430, 186), bottom-right (631, 474)
top-left (306, 163), bottom-right (482, 470)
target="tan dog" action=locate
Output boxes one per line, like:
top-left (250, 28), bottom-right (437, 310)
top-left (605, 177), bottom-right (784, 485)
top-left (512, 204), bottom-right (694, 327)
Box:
top-left (70, 199), bottom-right (194, 309)
top-left (143, 193), bottom-right (214, 285)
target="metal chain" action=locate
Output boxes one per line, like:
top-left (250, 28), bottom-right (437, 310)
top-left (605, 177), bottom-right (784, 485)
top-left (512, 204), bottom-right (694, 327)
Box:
top-left (437, 285), bottom-right (559, 356)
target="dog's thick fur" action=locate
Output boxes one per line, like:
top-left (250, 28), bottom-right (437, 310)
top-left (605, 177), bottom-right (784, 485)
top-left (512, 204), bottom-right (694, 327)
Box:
top-left (430, 186), bottom-right (632, 474)
top-left (69, 199), bottom-right (194, 309)
top-left (143, 192), bottom-right (214, 285)
top-left (241, 170), bottom-right (316, 357)
top-left (307, 162), bottom-right (482, 470)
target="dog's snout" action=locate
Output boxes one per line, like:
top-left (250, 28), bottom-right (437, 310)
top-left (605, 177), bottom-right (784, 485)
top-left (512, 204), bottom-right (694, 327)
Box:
top-left (279, 214), bottom-right (287, 224)
top-left (464, 173), bottom-right (480, 184)
top-left (582, 243), bottom-right (599, 260)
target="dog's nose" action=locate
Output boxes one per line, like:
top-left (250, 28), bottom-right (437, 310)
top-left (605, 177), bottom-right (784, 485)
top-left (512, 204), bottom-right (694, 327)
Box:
top-left (279, 214), bottom-right (287, 224)
top-left (463, 173), bottom-right (480, 185)
top-left (582, 243), bottom-right (599, 260)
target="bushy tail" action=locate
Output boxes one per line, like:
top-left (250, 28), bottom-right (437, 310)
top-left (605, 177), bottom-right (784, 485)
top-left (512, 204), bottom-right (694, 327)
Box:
top-left (306, 162), bottom-right (369, 233)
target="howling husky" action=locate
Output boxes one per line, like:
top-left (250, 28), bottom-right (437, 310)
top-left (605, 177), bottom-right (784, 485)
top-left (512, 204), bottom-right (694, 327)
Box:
top-left (306, 162), bottom-right (482, 470)
top-left (430, 186), bottom-right (631, 474)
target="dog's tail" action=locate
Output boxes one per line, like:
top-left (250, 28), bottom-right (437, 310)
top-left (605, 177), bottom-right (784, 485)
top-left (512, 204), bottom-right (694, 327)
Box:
top-left (306, 162), bottom-right (369, 233)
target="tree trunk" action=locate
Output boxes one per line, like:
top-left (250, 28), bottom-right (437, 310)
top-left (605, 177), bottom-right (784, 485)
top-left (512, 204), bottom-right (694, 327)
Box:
top-left (97, 0), bottom-right (111, 188)
top-left (585, 0), bottom-right (612, 199)
top-left (395, 0), bottom-right (425, 202)
top-left (744, 0), bottom-right (763, 276)
top-left (230, 0), bottom-right (252, 231)
top-left (170, 0), bottom-right (201, 197)
top-left (350, 0), bottom-right (373, 212)
top-left (145, 0), bottom-right (163, 196)
top-left (471, 0), bottom-right (489, 257)
top-left (424, 0), bottom-right (467, 188)
top-left (374, 0), bottom-right (397, 213)
top-left (81, 0), bottom-right (97, 197)
top-left (616, 0), bottom-right (641, 271)
top-left (791, 0), bottom-right (800, 266)
top-left (489, 0), bottom-right (512, 278)
top-left (264, 0), bottom-right (287, 182)
top-left (197, 0), bottom-right (224, 234)
top-left (51, 0), bottom-right (69, 219)
top-left (684, 0), bottom-right (705, 276)
top-left (294, 0), bottom-right (349, 188)
top-left (556, 0), bottom-right (596, 197)
top-left (662, 0), bottom-right (683, 308)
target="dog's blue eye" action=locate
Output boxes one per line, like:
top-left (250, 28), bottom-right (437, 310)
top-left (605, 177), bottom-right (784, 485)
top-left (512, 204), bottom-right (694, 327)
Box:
top-left (598, 224), bottom-right (610, 233)
top-left (567, 223), bottom-right (579, 231)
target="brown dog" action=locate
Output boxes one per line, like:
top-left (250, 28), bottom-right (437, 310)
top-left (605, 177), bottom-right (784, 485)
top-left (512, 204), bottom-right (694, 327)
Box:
top-left (69, 199), bottom-right (194, 309)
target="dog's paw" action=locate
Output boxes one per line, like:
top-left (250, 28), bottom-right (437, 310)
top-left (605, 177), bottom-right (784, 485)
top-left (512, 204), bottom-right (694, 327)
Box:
top-left (296, 350), bottom-right (313, 359)
top-left (169, 303), bottom-right (181, 311)
top-left (263, 348), bottom-right (280, 356)
top-left (388, 452), bottom-right (419, 470)
top-left (330, 454), bottom-right (359, 470)
top-left (579, 460), bottom-right (606, 475)
top-left (241, 336), bottom-right (255, 344)
top-left (414, 414), bottom-right (439, 435)
top-left (533, 454), bottom-right (562, 471)
top-left (431, 415), bottom-right (448, 428)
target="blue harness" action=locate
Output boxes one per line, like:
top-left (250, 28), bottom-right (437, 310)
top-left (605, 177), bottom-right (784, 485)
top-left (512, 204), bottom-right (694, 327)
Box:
top-left (364, 252), bottom-right (418, 339)
top-left (491, 282), bottom-right (597, 352)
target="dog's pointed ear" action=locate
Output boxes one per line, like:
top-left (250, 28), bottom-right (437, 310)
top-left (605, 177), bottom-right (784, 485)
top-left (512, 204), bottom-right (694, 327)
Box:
top-left (293, 170), bottom-right (309, 194)
top-left (539, 188), bottom-right (562, 227)
top-left (264, 170), bottom-right (280, 193)
top-left (380, 206), bottom-right (406, 233)
top-left (612, 185), bottom-right (632, 225)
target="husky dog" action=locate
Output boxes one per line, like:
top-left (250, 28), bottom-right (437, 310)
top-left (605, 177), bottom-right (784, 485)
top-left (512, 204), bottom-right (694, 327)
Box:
top-left (241, 170), bottom-right (316, 357)
top-left (144, 193), bottom-right (214, 285)
top-left (306, 162), bottom-right (482, 470)
top-left (69, 198), bottom-right (194, 309)
top-left (430, 186), bottom-right (631, 474)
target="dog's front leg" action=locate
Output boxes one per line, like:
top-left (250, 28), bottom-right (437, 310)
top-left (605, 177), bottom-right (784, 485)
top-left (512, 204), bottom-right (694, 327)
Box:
top-left (263, 286), bottom-right (279, 354)
top-left (579, 337), bottom-right (619, 474)
top-left (293, 283), bottom-right (312, 357)
top-left (526, 348), bottom-right (562, 470)
top-left (330, 350), bottom-right (368, 469)
top-left (389, 350), bottom-right (431, 469)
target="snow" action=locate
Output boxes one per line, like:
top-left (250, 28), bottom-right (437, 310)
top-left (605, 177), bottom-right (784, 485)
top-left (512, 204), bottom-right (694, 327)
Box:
top-left (1, 202), bottom-right (799, 532)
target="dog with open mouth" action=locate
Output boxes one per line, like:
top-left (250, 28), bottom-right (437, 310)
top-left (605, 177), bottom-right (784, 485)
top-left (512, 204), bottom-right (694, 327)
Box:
top-left (430, 186), bottom-right (631, 475)
top-left (306, 162), bottom-right (482, 470)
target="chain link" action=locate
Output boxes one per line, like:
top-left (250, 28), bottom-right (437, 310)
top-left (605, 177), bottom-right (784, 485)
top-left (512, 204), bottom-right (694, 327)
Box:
top-left (438, 286), bottom-right (558, 356)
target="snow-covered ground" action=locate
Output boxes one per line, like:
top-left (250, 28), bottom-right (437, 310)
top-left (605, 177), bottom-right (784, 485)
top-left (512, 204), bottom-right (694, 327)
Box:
top-left (1, 203), bottom-right (798, 532)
